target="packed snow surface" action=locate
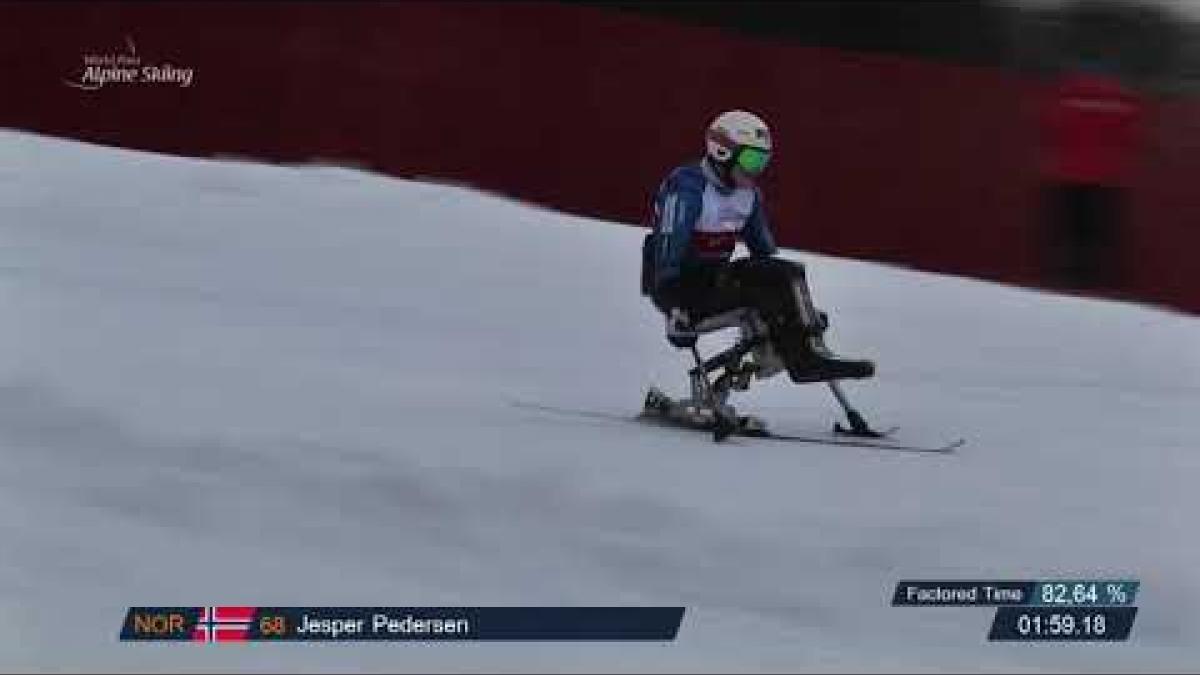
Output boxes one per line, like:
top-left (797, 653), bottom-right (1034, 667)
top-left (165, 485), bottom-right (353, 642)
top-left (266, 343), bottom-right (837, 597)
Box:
top-left (1, 130), bottom-right (1197, 671)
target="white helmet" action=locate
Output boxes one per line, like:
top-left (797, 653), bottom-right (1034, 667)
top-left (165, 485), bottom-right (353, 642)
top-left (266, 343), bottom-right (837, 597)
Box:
top-left (705, 110), bottom-right (773, 178)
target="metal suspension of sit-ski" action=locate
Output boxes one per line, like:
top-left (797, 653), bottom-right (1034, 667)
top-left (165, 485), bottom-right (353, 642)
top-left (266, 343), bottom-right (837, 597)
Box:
top-left (660, 310), bottom-right (887, 442)
top-left (686, 343), bottom-right (741, 442)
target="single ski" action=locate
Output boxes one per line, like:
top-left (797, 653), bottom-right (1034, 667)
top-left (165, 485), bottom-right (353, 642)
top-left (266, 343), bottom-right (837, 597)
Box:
top-left (745, 427), bottom-right (963, 454)
top-left (509, 400), bottom-right (962, 454)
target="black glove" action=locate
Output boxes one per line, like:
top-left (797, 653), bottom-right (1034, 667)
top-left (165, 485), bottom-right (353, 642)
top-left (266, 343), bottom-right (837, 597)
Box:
top-left (665, 307), bottom-right (698, 349)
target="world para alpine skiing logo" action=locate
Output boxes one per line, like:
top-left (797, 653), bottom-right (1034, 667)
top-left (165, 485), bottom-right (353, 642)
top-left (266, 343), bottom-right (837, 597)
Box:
top-left (63, 35), bottom-right (195, 91)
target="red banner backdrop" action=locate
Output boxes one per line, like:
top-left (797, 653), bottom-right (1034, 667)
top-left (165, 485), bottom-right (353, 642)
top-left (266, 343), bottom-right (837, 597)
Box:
top-left (0, 1), bottom-right (1194, 313)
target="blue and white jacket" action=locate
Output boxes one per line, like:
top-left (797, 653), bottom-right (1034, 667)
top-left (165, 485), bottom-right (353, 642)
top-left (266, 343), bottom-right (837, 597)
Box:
top-left (650, 160), bottom-right (777, 295)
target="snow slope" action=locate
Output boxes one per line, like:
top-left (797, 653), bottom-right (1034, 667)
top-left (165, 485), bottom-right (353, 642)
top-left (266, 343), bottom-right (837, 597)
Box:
top-left (1, 129), bottom-right (1198, 672)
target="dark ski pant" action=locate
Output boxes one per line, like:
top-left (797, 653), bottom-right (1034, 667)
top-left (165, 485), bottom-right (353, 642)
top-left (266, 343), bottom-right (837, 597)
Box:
top-left (652, 257), bottom-right (822, 358)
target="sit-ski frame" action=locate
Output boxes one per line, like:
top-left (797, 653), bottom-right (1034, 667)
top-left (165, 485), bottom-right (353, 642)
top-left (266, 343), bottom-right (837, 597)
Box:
top-left (677, 311), bottom-right (883, 442)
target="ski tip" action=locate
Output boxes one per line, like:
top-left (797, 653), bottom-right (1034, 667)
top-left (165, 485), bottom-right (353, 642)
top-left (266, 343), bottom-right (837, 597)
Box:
top-left (917, 438), bottom-right (965, 453)
top-left (903, 437), bottom-right (965, 453)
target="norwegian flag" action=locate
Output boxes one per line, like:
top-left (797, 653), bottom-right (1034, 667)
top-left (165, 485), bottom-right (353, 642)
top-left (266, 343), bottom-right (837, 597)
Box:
top-left (191, 606), bottom-right (256, 642)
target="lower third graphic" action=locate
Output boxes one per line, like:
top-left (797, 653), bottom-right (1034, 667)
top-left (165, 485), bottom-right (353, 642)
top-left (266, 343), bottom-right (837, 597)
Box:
top-left (120, 607), bottom-right (685, 642)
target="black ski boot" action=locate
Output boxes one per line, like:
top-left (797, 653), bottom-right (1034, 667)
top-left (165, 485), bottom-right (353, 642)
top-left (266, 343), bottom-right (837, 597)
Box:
top-left (786, 339), bottom-right (875, 383)
top-left (772, 323), bottom-right (874, 383)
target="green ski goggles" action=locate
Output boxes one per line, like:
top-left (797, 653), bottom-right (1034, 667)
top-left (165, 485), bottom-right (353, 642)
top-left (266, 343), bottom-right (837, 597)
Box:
top-left (735, 146), bottom-right (771, 175)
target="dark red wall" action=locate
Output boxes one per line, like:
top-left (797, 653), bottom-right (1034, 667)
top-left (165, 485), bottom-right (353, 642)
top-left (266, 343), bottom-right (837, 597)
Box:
top-left (1, 2), bottom-right (1195, 313)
